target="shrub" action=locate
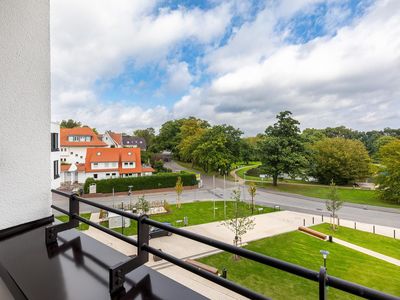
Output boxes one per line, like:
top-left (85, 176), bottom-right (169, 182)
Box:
top-left (84, 172), bottom-right (197, 194)
top-left (163, 200), bottom-right (171, 213)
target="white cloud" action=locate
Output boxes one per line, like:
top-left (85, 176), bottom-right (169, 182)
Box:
top-left (174, 0), bottom-right (400, 135)
top-left (51, 0), bottom-right (233, 132)
top-left (163, 61), bottom-right (193, 94)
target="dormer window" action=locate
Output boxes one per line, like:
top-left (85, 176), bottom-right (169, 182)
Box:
top-left (68, 135), bottom-right (92, 142)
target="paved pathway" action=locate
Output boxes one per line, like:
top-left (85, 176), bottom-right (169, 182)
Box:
top-left (332, 237), bottom-right (400, 267)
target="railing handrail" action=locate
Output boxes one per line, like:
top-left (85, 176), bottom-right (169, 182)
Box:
top-left (50, 189), bottom-right (399, 300)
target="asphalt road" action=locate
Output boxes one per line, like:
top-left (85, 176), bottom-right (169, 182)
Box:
top-left (52, 161), bottom-right (400, 228)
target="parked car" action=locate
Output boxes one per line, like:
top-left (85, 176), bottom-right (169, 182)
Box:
top-left (149, 222), bottom-right (173, 239)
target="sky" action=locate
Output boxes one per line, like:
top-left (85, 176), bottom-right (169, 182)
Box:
top-left (50, 0), bottom-right (400, 135)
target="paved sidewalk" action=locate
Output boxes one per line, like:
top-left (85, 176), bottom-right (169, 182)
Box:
top-left (333, 237), bottom-right (400, 267)
top-left (335, 218), bottom-right (399, 239)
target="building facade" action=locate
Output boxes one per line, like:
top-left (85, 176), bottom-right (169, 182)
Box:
top-left (60, 127), bottom-right (107, 164)
top-left (61, 147), bottom-right (154, 184)
top-left (51, 122), bottom-right (61, 189)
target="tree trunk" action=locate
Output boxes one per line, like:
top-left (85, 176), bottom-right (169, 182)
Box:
top-left (251, 196), bottom-right (254, 214)
top-left (272, 174), bottom-right (278, 186)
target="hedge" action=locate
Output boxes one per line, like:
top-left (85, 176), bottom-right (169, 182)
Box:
top-left (84, 172), bottom-right (197, 194)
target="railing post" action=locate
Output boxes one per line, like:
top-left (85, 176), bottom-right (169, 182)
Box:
top-left (46, 193), bottom-right (79, 244)
top-left (137, 214), bottom-right (150, 262)
top-left (109, 214), bottom-right (150, 296)
top-left (319, 267), bottom-right (327, 300)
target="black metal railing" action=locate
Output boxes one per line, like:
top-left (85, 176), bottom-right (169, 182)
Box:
top-left (48, 190), bottom-right (398, 300)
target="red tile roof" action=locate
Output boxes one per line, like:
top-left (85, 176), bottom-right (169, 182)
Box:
top-left (60, 163), bottom-right (85, 172)
top-left (109, 132), bottom-right (122, 145)
top-left (60, 127), bottom-right (107, 147)
top-left (85, 148), bottom-right (152, 174)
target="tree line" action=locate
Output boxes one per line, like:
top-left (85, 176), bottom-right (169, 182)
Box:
top-left (60, 114), bottom-right (400, 203)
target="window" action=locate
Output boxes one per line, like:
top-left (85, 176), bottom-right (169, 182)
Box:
top-left (75, 154), bottom-right (78, 157)
top-left (93, 163), bottom-right (98, 166)
top-left (51, 133), bottom-right (59, 151)
top-left (80, 156), bottom-right (83, 159)
top-left (70, 152), bottom-right (73, 155)
top-left (112, 173), bottom-right (116, 176)
top-left (93, 174), bottom-right (98, 179)
top-left (53, 160), bottom-right (59, 179)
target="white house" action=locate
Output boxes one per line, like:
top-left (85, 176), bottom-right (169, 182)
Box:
top-left (61, 147), bottom-right (155, 184)
top-left (60, 127), bottom-right (107, 164)
top-left (101, 131), bottom-right (123, 148)
top-left (51, 122), bottom-right (61, 189)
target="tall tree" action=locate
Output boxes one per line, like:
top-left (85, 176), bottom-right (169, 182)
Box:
top-left (377, 140), bottom-right (400, 204)
top-left (60, 119), bottom-right (82, 128)
top-left (192, 125), bottom-right (242, 174)
top-left (311, 137), bottom-right (371, 185)
top-left (258, 111), bottom-right (306, 186)
top-left (177, 118), bottom-right (209, 163)
top-left (133, 128), bottom-right (156, 150)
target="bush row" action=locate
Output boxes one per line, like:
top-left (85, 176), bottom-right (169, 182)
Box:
top-left (84, 172), bottom-right (197, 194)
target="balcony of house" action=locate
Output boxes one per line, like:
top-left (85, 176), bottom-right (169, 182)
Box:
top-left (1, 190), bottom-right (398, 300)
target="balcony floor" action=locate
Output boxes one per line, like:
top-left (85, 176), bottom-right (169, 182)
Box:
top-left (0, 222), bottom-right (207, 300)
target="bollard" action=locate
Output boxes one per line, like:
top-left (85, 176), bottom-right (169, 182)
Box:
top-left (328, 235), bottom-right (333, 243)
top-left (312, 217), bottom-right (315, 224)
top-left (322, 215), bottom-right (324, 222)
top-left (221, 268), bottom-right (227, 279)
top-left (394, 230), bottom-right (396, 239)
top-left (303, 219), bottom-right (305, 226)
top-left (373, 225), bottom-right (375, 234)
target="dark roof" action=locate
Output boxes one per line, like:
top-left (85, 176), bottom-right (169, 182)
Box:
top-left (121, 136), bottom-right (146, 150)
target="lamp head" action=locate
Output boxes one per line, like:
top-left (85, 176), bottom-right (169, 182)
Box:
top-left (320, 250), bottom-right (330, 259)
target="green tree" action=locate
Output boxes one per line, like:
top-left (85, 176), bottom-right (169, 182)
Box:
top-left (377, 140), bottom-right (400, 204)
top-left (134, 128), bottom-right (156, 150)
top-left (373, 136), bottom-right (398, 161)
top-left (311, 137), bottom-right (371, 185)
top-left (60, 119), bottom-right (82, 128)
top-left (326, 180), bottom-right (343, 230)
top-left (258, 111), bottom-right (306, 186)
top-left (191, 125), bottom-right (242, 174)
top-left (221, 189), bottom-right (255, 258)
top-left (175, 176), bottom-right (183, 208)
top-left (177, 118), bottom-right (209, 164)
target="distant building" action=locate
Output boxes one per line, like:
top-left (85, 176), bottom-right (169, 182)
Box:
top-left (122, 135), bottom-right (147, 150)
top-left (60, 127), bottom-right (107, 164)
top-left (60, 147), bottom-right (154, 184)
top-left (50, 122), bottom-right (61, 189)
top-left (101, 131), bottom-right (123, 148)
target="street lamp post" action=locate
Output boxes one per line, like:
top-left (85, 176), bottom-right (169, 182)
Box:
top-left (128, 185), bottom-right (133, 210)
top-left (320, 250), bottom-right (329, 270)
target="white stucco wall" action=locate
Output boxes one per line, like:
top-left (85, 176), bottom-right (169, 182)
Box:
top-left (0, 0), bottom-right (51, 229)
top-left (60, 147), bottom-right (87, 164)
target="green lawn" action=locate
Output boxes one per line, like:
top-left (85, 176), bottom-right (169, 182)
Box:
top-left (102, 201), bottom-right (274, 236)
top-left (198, 230), bottom-right (400, 299)
top-left (56, 213), bottom-right (91, 230)
top-left (312, 223), bottom-right (400, 260)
